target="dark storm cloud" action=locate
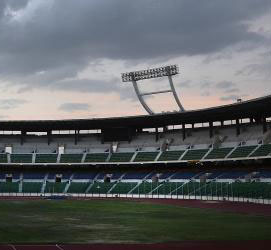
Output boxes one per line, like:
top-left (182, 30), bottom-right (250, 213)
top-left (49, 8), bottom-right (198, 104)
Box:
top-left (54, 78), bottom-right (137, 101)
top-left (0, 0), bottom-right (270, 90)
top-left (15, 76), bottom-right (137, 100)
top-left (59, 102), bottom-right (90, 112)
top-left (215, 81), bottom-right (241, 94)
top-left (235, 51), bottom-right (271, 80)
top-left (0, 0), bottom-right (28, 18)
top-left (52, 79), bottom-right (121, 93)
top-left (216, 81), bottom-right (236, 89)
top-left (224, 88), bottom-right (240, 94)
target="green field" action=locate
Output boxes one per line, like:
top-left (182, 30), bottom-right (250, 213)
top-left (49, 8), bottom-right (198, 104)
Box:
top-left (0, 199), bottom-right (270, 243)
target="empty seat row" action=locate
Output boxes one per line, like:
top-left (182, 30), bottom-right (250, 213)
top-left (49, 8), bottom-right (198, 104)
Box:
top-left (0, 144), bottom-right (269, 164)
top-left (1, 179), bottom-right (271, 199)
top-left (2, 170), bottom-right (271, 182)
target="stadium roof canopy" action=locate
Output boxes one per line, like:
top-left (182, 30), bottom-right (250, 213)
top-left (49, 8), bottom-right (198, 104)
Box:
top-left (0, 95), bottom-right (270, 132)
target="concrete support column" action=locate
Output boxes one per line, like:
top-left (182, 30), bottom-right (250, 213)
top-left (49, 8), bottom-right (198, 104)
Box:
top-left (47, 130), bottom-right (52, 145)
top-left (74, 130), bottom-right (79, 145)
top-left (182, 123), bottom-right (186, 141)
top-left (236, 119), bottom-right (240, 136)
top-left (263, 117), bottom-right (267, 133)
top-left (155, 127), bottom-right (159, 142)
top-left (209, 121), bottom-right (213, 138)
top-left (20, 131), bottom-right (26, 145)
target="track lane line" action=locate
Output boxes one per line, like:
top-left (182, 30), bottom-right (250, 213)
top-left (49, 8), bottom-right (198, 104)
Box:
top-left (8, 245), bottom-right (16, 250)
top-left (55, 244), bottom-right (66, 250)
top-left (11, 245), bottom-right (62, 250)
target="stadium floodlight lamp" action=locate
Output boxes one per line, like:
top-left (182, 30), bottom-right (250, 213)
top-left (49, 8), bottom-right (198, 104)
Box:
top-left (121, 65), bottom-right (185, 115)
top-left (121, 65), bottom-right (179, 82)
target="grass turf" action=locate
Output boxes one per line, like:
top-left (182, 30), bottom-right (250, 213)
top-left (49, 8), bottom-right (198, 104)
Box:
top-left (0, 199), bottom-right (270, 243)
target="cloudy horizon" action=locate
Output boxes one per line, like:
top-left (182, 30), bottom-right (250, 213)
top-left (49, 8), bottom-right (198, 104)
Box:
top-left (0, 0), bottom-right (270, 120)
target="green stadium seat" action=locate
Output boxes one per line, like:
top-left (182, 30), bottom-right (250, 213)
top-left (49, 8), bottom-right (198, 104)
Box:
top-left (0, 178), bottom-right (270, 200)
top-left (88, 182), bottom-right (115, 194)
top-left (44, 182), bottom-right (67, 193)
top-left (181, 149), bottom-right (209, 161)
top-left (0, 154), bottom-right (8, 163)
top-left (195, 182), bottom-right (229, 197)
top-left (10, 154), bottom-right (32, 163)
top-left (0, 181), bottom-right (19, 192)
top-left (22, 182), bottom-right (42, 193)
top-left (35, 154), bottom-right (58, 163)
top-left (174, 181), bottom-right (271, 199)
top-left (205, 147), bottom-right (233, 159)
top-left (250, 144), bottom-right (271, 157)
top-left (109, 152), bottom-right (134, 162)
top-left (132, 182), bottom-right (159, 194)
top-left (110, 182), bottom-right (137, 194)
top-left (227, 145), bottom-right (257, 158)
top-left (174, 182), bottom-right (197, 195)
top-left (155, 182), bottom-right (183, 195)
top-left (225, 182), bottom-right (271, 199)
top-left (60, 154), bottom-right (83, 163)
top-left (84, 153), bottom-right (108, 162)
top-left (67, 182), bottom-right (89, 193)
top-left (133, 152), bottom-right (159, 162)
top-left (157, 150), bottom-right (184, 161)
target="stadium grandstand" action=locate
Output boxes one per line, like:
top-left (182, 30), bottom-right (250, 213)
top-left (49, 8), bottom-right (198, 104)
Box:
top-left (0, 95), bottom-right (271, 202)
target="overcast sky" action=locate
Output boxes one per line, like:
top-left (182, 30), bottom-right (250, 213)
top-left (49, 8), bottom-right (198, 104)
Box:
top-left (0, 0), bottom-right (270, 120)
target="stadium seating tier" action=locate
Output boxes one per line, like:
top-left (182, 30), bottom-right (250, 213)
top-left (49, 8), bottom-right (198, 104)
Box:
top-left (133, 152), bottom-right (159, 162)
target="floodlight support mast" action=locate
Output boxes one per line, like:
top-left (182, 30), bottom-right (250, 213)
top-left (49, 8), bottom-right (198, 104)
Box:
top-left (168, 75), bottom-right (185, 112)
top-left (121, 65), bottom-right (185, 115)
top-left (132, 80), bottom-right (154, 115)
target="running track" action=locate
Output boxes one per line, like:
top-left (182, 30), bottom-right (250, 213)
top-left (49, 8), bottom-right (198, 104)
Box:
top-left (0, 241), bottom-right (271, 250)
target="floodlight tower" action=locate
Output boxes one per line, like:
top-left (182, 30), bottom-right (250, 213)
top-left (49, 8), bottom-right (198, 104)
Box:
top-left (121, 65), bottom-right (185, 115)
